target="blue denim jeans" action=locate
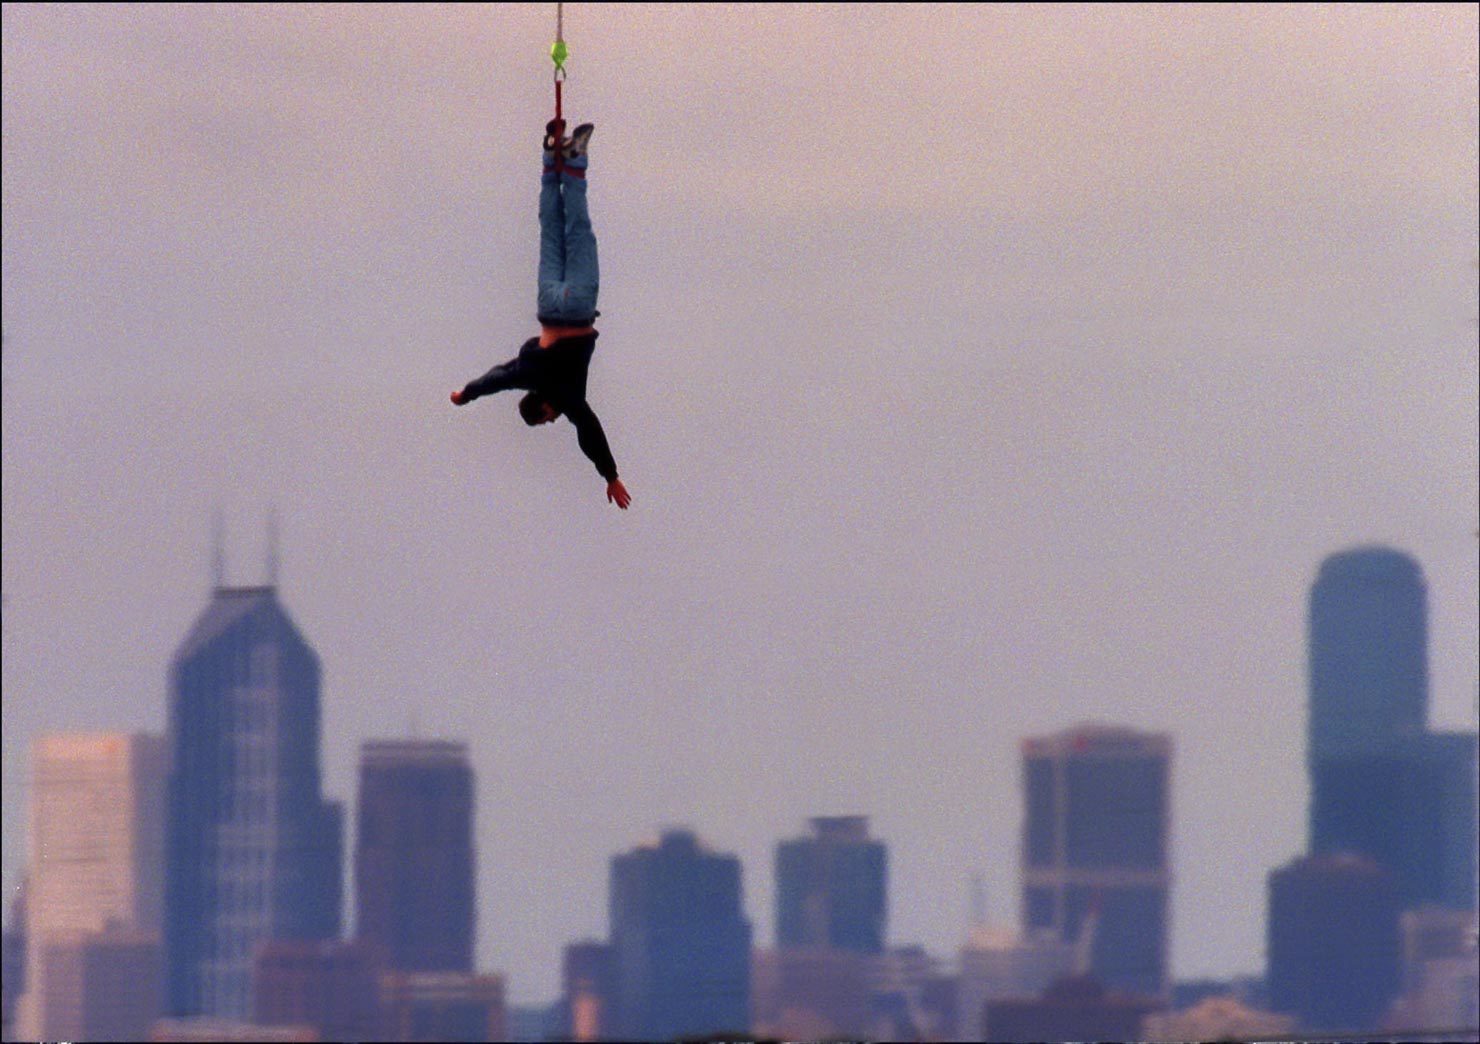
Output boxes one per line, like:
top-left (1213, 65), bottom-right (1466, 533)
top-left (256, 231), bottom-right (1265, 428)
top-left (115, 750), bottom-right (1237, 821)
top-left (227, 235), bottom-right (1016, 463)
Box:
top-left (536, 152), bottom-right (599, 325)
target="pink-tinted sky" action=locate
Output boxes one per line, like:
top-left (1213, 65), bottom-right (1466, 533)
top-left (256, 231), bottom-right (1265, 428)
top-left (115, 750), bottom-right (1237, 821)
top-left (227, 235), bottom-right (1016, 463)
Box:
top-left (4, 3), bottom-right (1476, 1005)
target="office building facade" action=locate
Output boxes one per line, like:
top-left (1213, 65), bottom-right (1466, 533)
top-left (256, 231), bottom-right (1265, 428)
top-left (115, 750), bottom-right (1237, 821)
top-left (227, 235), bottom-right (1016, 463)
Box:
top-left (609, 829), bottom-right (752, 1039)
top-left (164, 585), bottom-right (343, 1019)
top-left (776, 815), bottom-right (887, 955)
top-left (1306, 548), bottom-right (1478, 911)
top-left (355, 740), bottom-right (475, 972)
top-left (252, 939), bottom-right (387, 1042)
top-left (1307, 547), bottom-right (1429, 764)
top-left (1020, 725), bottom-right (1172, 998)
top-left (18, 732), bottom-right (167, 1041)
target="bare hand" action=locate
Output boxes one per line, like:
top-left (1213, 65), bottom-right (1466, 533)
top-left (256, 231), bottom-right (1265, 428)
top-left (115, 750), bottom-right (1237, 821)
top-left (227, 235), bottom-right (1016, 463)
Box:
top-left (607, 479), bottom-right (631, 510)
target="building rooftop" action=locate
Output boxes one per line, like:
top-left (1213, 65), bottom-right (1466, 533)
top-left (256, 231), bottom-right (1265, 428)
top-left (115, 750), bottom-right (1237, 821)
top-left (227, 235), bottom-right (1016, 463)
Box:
top-left (173, 586), bottom-right (280, 662)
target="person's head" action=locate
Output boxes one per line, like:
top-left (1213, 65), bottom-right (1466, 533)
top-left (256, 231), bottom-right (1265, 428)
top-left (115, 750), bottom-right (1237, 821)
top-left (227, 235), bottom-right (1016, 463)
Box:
top-left (519, 391), bottom-right (561, 426)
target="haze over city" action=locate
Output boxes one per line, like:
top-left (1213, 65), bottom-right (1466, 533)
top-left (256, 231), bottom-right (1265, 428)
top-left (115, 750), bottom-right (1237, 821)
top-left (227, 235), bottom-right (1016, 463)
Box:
top-left (3, 2), bottom-right (1477, 1009)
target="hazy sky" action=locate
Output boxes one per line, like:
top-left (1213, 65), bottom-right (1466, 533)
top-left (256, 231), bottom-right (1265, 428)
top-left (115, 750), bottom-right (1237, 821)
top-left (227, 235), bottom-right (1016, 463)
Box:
top-left (3, 3), bottom-right (1477, 1006)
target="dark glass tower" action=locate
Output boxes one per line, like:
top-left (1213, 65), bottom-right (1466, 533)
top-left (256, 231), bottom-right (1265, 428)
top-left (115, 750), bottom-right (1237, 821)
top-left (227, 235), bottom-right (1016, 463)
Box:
top-left (355, 740), bottom-right (475, 972)
top-left (776, 816), bottom-right (887, 954)
top-left (609, 829), bottom-right (752, 1039)
top-left (164, 585), bottom-right (343, 1018)
top-left (1306, 548), bottom-right (1477, 911)
top-left (1307, 547), bottom-right (1428, 763)
top-left (1020, 726), bottom-right (1172, 999)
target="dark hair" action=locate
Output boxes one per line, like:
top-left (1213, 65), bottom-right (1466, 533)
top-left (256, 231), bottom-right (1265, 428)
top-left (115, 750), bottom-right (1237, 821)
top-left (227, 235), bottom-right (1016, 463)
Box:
top-left (518, 392), bottom-right (557, 426)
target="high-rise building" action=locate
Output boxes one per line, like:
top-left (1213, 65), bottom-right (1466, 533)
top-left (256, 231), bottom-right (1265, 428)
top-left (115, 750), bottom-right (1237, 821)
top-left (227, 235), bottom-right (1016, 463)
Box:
top-left (1307, 547), bottom-right (1429, 764)
top-left (1266, 853), bottom-right (1402, 1033)
top-left (355, 740), bottom-right (475, 972)
top-left (164, 585), bottom-right (343, 1019)
top-left (609, 829), bottom-right (752, 1039)
top-left (776, 816), bottom-right (887, 955)
top-left (17, 732), bottom-right (167, 1041)
top-left (1310, 733), bottom-right (1478, 911)
top-left (1306, 547), bottom-right (1478, 911)
top-left (1020, 725), bottom-right (1172, 999)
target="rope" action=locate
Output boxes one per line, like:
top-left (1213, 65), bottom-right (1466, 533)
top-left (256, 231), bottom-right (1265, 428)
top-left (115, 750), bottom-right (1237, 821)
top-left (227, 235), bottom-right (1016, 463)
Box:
top-left (551, 2), bottom-right (568, 82)
top-left (551, 2), bottom-right (568, 171)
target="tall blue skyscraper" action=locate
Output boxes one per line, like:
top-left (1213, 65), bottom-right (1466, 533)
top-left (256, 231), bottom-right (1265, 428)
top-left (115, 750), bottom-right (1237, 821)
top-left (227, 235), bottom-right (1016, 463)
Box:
top-left (1306, 547), bottom-right (1478, 911)
top-left (164, 584), bottom-right (343, 1018)
top-left (609, 829), bottom-right (752, 1039)
top-left (1307, 547), bottom-right (1428, 763)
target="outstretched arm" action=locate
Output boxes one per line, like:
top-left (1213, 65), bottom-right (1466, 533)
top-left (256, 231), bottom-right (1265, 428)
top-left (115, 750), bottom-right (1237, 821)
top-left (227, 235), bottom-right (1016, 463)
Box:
top-left (454, 357), bottom-right (526, 404)
top-left (563, 400), bottom-right (628, 508)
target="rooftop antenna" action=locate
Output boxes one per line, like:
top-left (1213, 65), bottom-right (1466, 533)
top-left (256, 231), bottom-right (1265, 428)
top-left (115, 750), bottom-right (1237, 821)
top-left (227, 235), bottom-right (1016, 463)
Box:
top-left (970, 873), bottom-right (989, 929)
top-left (211, 508), bottom-right (226, 589)
top-left (266, 505), bottom-right (280, 588)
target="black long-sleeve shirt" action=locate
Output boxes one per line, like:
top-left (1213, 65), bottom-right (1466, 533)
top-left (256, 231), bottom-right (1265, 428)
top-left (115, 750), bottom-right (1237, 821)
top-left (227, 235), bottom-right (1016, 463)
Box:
top-left (463, 332), bottom-right (618, 482)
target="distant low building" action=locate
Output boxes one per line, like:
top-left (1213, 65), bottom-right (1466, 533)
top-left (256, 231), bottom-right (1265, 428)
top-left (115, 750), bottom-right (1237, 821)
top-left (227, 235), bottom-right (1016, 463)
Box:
top-left (957, 926), bottom-right (1076, 1039)
top-left (1266, 852), bottom-right (1402, 1033)
top-left (558, 940), bottom-right (616, 1042)
top-left (380, 970), bottom-right (506, 1043)
top-left (149, 1016), bottom-right (318, 1041)
top-left (1384, 909), bottom-right (1479, 1036)
top-left (751, 946), bottom-right (874, 1040)
top-left (38, 925), bottom-right (163, 1043)
top-left (868, 944), bottom-right (956, 1041)
top-left (1142, 994), bottom-right (1297, 1042)
top-left (983, 975), bottom-right (1163, 1044)
top-left (252, 939), bottom-right (387, 1043)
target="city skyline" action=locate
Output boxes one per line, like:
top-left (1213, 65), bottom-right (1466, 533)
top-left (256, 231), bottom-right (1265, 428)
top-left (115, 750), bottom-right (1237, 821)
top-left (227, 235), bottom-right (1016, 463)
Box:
top-left (4, 3), bottom-right (1477, 1009)
top-left (6, 547), bottom-right (1474, 1022)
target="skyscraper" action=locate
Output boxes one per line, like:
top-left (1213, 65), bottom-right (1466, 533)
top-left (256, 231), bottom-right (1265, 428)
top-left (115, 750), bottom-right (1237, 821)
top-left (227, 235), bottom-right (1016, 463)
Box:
top-left (1306, 547), bottom-right (1478, 911)
top-left (17, 732), bottom-right (167, 1041)
top-left (355, 740), bottom-right (475, 973)
top-left (609, 829), bottom-right (752, 1039)
top-left (164, 585), bottom-right (343, 1019)
top-left (776, 815), bottom-right (887, 954)
top-left (1020, 725), bottom-right (1172, 999)
top-left (1307, 547), bottom-right (1428, 763)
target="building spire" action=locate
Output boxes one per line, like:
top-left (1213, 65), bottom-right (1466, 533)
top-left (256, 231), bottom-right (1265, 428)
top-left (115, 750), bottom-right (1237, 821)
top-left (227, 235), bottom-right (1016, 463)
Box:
top-left (211, 508), bottom-right (226, 589)
top-left (266, 505), bottom-right (280, 588)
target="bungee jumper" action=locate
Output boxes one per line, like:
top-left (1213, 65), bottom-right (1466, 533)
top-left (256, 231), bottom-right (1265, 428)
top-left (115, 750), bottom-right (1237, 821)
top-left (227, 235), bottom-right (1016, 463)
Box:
top-left (451, 5), bottom-right (630, 511)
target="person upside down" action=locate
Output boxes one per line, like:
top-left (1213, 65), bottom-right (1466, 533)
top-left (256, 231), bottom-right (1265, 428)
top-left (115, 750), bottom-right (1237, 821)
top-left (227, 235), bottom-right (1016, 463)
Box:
top-left (451, 120), bottom-right (631, 510)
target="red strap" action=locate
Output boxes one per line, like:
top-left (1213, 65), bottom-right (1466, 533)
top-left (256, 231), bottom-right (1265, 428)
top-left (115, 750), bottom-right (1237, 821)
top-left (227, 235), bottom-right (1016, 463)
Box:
top-left (553, 79), bottom-right (564, 175)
